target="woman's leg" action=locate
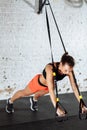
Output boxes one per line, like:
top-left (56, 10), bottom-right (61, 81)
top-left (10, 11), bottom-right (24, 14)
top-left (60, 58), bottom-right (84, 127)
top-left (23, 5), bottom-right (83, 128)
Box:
top-left (6, 85), bottom-right (34, 113)
top-left (10, 85), bottom-right (33, 103)
top-left (34, 90), bottom-right (49, 100)
top-left (30, 90), bottom-right (49, 111)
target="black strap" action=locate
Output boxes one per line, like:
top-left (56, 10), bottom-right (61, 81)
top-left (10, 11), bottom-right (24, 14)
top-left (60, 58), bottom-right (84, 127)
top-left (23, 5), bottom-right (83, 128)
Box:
top-left (38, 0), bottom-right (47, 14)
top-left (45, 4), bottom-right (68, 120)
top-left (47, 0), bottom-right (67, 53)
top-left (45, 0), bottom-right (86, 120)
top-left (45, 6), bottom-right (54, 65)
top-left (48, 0), bottom-right (87, 120)
top-left (72, 71), bottom-right (87, 119)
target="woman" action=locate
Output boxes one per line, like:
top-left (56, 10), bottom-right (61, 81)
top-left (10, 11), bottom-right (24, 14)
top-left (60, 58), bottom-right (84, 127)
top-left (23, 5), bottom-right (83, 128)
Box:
top-left (6, 53), bottom-right (87, 116)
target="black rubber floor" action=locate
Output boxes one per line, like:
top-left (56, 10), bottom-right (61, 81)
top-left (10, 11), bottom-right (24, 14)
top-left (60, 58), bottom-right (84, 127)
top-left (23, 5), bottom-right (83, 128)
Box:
top-left (0, 92), bottom-right (87, 130)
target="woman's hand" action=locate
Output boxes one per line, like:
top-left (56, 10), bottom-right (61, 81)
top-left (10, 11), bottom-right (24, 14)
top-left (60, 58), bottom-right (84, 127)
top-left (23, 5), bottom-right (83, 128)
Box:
top-left (82, 105), bottom-right (87, 113)
top-left (56, 107), bottom-right (66, 117)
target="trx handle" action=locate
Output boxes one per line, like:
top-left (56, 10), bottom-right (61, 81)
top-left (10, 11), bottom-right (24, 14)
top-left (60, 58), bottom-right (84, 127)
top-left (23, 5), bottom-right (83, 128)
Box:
top-left (79, 98), bottom-right (87, 120)
top-left (72, 71), bottom-right (87, 120)
top-left (53, 72), bottom-right (68, 122)
top-left (53, 72), bottom-right (67, 114)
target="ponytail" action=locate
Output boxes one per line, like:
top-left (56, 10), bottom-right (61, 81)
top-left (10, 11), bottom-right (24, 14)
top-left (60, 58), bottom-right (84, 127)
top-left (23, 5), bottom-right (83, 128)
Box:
top-left (61, 53), bottom-right (75, 67)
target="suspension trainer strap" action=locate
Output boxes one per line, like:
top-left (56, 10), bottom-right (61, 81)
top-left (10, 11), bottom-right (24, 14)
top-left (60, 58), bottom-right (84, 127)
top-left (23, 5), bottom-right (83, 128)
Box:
top-left (45, 3), bottom-right (58, 97)
top-left (46, 0), bottom-right (87, 120)
top-left (45, 4), bottom-right (68, 122)
top-left (38, 0), bottom-right (47, 14)
top-left (45, 5), bottom-right (54, 65)
top-left (47, 0), bottom-right (67, 53)
top-left (72, 71), bottom-right (87, 119)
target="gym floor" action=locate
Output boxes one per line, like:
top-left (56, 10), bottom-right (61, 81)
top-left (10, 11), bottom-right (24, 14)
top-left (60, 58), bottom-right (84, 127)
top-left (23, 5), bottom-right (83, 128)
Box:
top-left (0, 92), bottom-right (87, 130)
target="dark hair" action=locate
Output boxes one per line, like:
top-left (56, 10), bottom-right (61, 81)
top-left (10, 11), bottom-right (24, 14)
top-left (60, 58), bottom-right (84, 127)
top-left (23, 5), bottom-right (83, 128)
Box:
top-left (61, 53), bottom-right (75, 67)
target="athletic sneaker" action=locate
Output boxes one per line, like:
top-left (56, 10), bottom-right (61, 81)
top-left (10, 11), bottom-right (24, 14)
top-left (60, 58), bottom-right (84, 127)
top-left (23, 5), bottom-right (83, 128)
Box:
top-left (30, 97), bottom-right (38, 111)
top-left (65, 0), bottom-right (83, 7)
top-left (5, 98), bottom-right (14, 113)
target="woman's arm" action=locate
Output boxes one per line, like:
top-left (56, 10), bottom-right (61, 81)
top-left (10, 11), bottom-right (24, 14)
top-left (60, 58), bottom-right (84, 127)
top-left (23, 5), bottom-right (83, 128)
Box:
top-left (46, 65), bottom-right (56, 107)
top-left (68, 71), bottom-right (80, 102)
top-left (46, 65), bottom-right (66, 116)
top-left (69, 71), bottom-right (87, 112)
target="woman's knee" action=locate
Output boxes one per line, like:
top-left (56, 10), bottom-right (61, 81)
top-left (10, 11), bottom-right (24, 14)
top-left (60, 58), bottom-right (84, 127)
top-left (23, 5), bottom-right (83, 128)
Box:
top-left (34, 90), bottom-right (49, 98)
top-left (22, 87), bottom-right (33, 96)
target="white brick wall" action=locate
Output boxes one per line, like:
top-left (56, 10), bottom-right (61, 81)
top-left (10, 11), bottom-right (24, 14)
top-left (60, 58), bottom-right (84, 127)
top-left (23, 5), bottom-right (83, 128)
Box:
top-left (0, 0), bottom-right (87, 99)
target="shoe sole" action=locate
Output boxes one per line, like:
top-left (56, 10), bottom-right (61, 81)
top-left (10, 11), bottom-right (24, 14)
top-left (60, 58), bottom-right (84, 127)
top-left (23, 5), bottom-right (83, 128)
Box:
top-left (30, 98), bottom-right (38, 112)
top-left (5, 106), bottom-right (14, 113)
top-left (5, 100), bottom-right (14, 114)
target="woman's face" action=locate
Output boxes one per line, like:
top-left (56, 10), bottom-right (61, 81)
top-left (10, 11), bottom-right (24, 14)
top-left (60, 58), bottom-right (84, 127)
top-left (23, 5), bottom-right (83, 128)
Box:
top-left (59, 62), bottom-right (73, 75)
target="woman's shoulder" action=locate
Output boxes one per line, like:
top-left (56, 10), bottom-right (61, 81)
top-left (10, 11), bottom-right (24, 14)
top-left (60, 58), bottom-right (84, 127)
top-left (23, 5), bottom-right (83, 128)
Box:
top-left (47, 62), bottom-right (59, 65)
top-left (45, 62), bottom-right (59, 71)
top-left (45, 62), bottom-right (59, 68)
top-left (44, 63), bottom-right (52, 73)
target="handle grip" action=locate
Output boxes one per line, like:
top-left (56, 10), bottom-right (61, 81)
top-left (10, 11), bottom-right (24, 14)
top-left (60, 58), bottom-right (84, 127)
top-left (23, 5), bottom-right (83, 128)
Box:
top-left (79, 99), bottom-right (87, 120)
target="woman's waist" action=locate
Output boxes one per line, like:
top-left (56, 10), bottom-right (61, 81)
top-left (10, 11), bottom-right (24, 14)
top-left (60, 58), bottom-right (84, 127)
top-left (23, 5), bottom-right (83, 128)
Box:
top-left (38, 76), bottom-right (47, 87)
